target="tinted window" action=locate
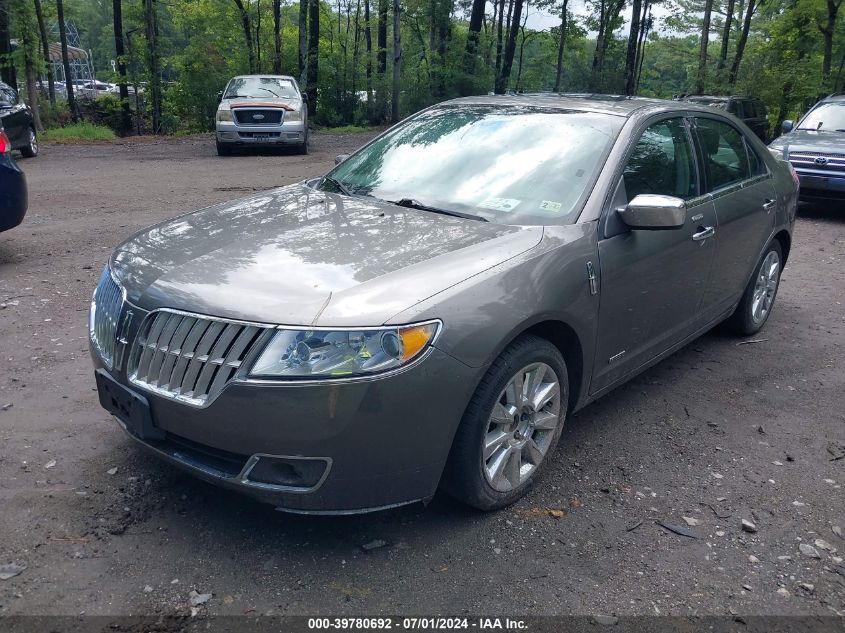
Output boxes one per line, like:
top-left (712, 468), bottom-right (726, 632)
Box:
top-left (0, 85), bottom-right (15, 104)
top-left (623, 118), bottom-right (697, 201)
top-left (695, 118), bottom-right (751, 190)
top-left (755, 100), bottom-right (767, 117)
top-left (746, 140), bottom-right (766, 176)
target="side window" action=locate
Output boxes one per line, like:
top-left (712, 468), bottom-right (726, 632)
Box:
top-left (623, 118), bottom-right (697, 202)
top-left (695, 118), bottom-right (752, 190)
top-left (755, 100), bottom-right (768, 118)
top-left (745, 140), bottom-right (766, 176)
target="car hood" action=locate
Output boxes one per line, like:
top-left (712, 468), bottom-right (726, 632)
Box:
top-left (110, 184), bottom-right (543, 326)
top-left (770, 128), bottom-right (845, 155)
top-left (218, 97), bottom-right (301, 111)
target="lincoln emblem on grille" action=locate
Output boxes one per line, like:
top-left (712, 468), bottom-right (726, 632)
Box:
top-left (815, 156), bottom-right (829, 166)
top-left (252, 114), bottom-right (265, 120)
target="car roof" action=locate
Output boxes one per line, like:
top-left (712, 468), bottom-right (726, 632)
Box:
top-left (231, 75), bottom-right (297, 81)
top-left (439, 93), bottom-right (727, 119)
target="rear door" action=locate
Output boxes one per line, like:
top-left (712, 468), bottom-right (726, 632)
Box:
top-left (693, 115), bottom-right (776, 314)
top-left (591, 116), bottom-right (718, 394)
top-left (0, 84), bottom-right (27, 147)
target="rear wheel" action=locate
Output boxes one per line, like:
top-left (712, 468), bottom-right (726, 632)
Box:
top-left (20, 127), bottom-right (38, 158)
top-left (441, 335), bottom-right (568, 511)
top-left (727, 240), bottom-right (783, 335)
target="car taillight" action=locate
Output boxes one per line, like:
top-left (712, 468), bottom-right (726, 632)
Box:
top-left (0, 130), bottom-right (10, 154)
top-left (789, 163), bottom-right (800, 187)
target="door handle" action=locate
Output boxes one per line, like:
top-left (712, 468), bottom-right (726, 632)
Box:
top-left (762, 199), bottom-right (776, 212)
top-left (692, 226), bottom-right (715, 242)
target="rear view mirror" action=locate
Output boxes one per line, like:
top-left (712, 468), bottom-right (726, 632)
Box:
top-left (618, 194), bottom-right (686, 230)
top-left (781, 119), bottom-right (794, 133)
top-left (335, 154), bottom-right (349, 165)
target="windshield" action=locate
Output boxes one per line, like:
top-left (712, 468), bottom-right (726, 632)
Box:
top-left (224, 77), bottom-right (299, 100)
top-left (327, 105), bottom-right (623, 225)
top-left (798, 102), bottom-right (845, 130)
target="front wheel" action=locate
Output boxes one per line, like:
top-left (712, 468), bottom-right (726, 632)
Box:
top-left (20, 127), bottom-right (38, 158)
top-left (216, 140), bottom-right (232, 156)
top-left (441, 335), bottom-right (568, 511)
top-left (727, 240), bottom-right (783, 335)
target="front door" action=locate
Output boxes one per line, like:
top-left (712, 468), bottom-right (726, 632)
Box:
top-left (591, 116), bottom-right (718, 394)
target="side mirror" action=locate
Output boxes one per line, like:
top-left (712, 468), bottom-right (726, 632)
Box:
top-left (302, 93), bottom-right (309, 103)
top-left (217, 90), bottom-right (224, 102)
top-left (781, 119), bottom-right (794, 133)
top-left (335, 154), bottom-right (350, 165)
top-left (618, 194), bottom-right (686, 230)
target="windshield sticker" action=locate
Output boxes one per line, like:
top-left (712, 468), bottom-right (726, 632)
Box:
top-left (479, 197), bottom-right (521, 212)
top-left (539, 200), bottom-right (562, 213)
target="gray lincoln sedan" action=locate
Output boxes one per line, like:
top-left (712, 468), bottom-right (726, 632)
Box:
top-left (91, 95), bottom-right (798, 513)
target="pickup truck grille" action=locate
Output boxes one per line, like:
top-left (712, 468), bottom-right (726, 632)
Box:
top-left (128, 310), bottom-right (268, 406)
top-left (789, 151), bottom-right (845, 173)
top-left (233, 109), bottom-right (284, 126)
top-left (90, 268), bottom-right (124, 370)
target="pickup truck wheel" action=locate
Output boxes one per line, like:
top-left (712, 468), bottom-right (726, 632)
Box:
top-left (216, 141), bottom-right (232, 157)
top-left (20, 128), bottom-right (38, 158)
top-left (441, 335), bottom-right (568, 511)
top-left (728, 240), bottom-right (783, 335)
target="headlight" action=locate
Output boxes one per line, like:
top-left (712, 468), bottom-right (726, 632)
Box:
top-left (249, 321), bottom-right (440, 379)
top-left (216, 110), bottom-right (232, 122)
top-left (284, 108), bottom-right (303, 122)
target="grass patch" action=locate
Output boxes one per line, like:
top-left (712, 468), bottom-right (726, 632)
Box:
top-left (323, 124), bottom-right (374, 134)
top-left (42, 123), bottom-right (117, 144)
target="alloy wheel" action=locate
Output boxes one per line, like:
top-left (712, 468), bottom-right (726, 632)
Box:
top-left (482, 362), bottom-right (561, 492)
top-left (751, 250), bottom-right (780, 324)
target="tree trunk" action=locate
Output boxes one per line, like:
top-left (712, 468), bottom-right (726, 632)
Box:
top-left (364, 0), bottom-right (372, 104)
top-left (717, 0), bottom-right (735, 70)
top-left (553, 0), bottom-right (568, 92)
top-left (113, 0), bottom-right (132, 134)
top-left (232, 0), bottom-right (256, 73)
top-left (634, 1), bottom-right (650, 91)
top-left (464, 0), bottom-right (485, 76)
top-left (728, 0), bottom-right (755, 87)
top-left (34, 0), bottom-right (56, 105)
top-left (299, 0), bottom-right (307, 79)
top-left (25, 56), bottom-right (43, 131)
top-left (391, 0), bottom-right (400, 122)
top-left (56, 0), bottom-right (77, 121)
top-left (307, 0), bottom-right (319, 116)
top-left (819, 0), bottom-right (841, 86)
top-left (144, 0), bottom-right (162, 133)
top-left (0, 0), bottom-right (17, 88)
top-left (623, 0), bottom-right (642, 95)
top-left (377, 0), bottom-right (387, 73)
top-left (494, 0), bottom-right (523, 94)
top-left (273, 0), bottom-right (283, 73)
top-left (494, 0), bottom-right (505, 79)
top-left (590, 0), bottom-right (606, 88)
top-left (695, 0), bottom-right (713, 94)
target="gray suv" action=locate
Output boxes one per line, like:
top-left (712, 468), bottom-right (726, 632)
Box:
top-left (91, 95), bottom-right (797, 513)
top-left (215, 75), bottom-right (308, 155)
top-left (769, 94), bottom-right (845, 201)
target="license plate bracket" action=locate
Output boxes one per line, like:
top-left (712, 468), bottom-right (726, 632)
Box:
top-left (95, 369), bottom-right (164, 441)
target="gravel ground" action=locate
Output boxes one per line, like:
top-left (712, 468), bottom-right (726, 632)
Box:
top-left (0, 133), bottom-right (843, 619)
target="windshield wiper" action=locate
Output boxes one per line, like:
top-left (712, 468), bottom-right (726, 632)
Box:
top-left (225, 94), bottom-right (251, 99)
top-left (320, 175), bottom-right (355, 197)
top-left (389, 198), bottom-right (488, 222)
top-left (257, 88), bottom-right (280, 97)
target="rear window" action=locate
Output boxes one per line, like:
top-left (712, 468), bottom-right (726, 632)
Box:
top-left (696, 118), bottom-right (753, 190)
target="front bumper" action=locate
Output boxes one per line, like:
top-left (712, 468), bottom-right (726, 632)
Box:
top-left (216, 120), bottom-right (306, 146)
top-left (92, 320), bottom-right (479, 513)
top-left (794, 168), bottom-right (845, 199)
top-left (0, 154), bottom-right (27, 232)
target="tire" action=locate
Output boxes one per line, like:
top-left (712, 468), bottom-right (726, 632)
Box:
top-left (297, 128), bottom-right (309, 155)
top-left (20, 127), bottom-right (38, 158)
top-left (727, 240), bottom-right (784, 336)
top-left (216, 141), bottom-right (232, 156)
top-left (441, 335), bottom-right (568, 511)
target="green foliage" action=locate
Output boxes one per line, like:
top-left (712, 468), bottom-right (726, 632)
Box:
top-left (42, 121), bottom-right (117, 142)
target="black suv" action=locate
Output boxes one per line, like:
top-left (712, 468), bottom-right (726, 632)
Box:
top-left (676, 95), bottom-right (770, 142)
top-left (0, 122), bottom-right (28, 233)
top-left (769, 94), bottom-right (845, 201)
top-left (0, 81), bottom-right (38, 158)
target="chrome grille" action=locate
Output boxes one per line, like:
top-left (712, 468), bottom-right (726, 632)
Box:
top-left (789, 151), bottom-right (845, 172)
top-left (128, 310), bottom-right (267, 406)
top-left (90, 268), bottom-right (124, 370)
top-left (233, 108), bottom-right (284, 126)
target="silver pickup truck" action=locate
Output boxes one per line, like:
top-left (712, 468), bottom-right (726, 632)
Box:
top-left (215, 75), bottom-right (309, 156)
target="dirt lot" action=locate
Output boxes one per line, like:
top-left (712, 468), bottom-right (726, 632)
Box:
top-left (0, 133), bottom-right (843, 619)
